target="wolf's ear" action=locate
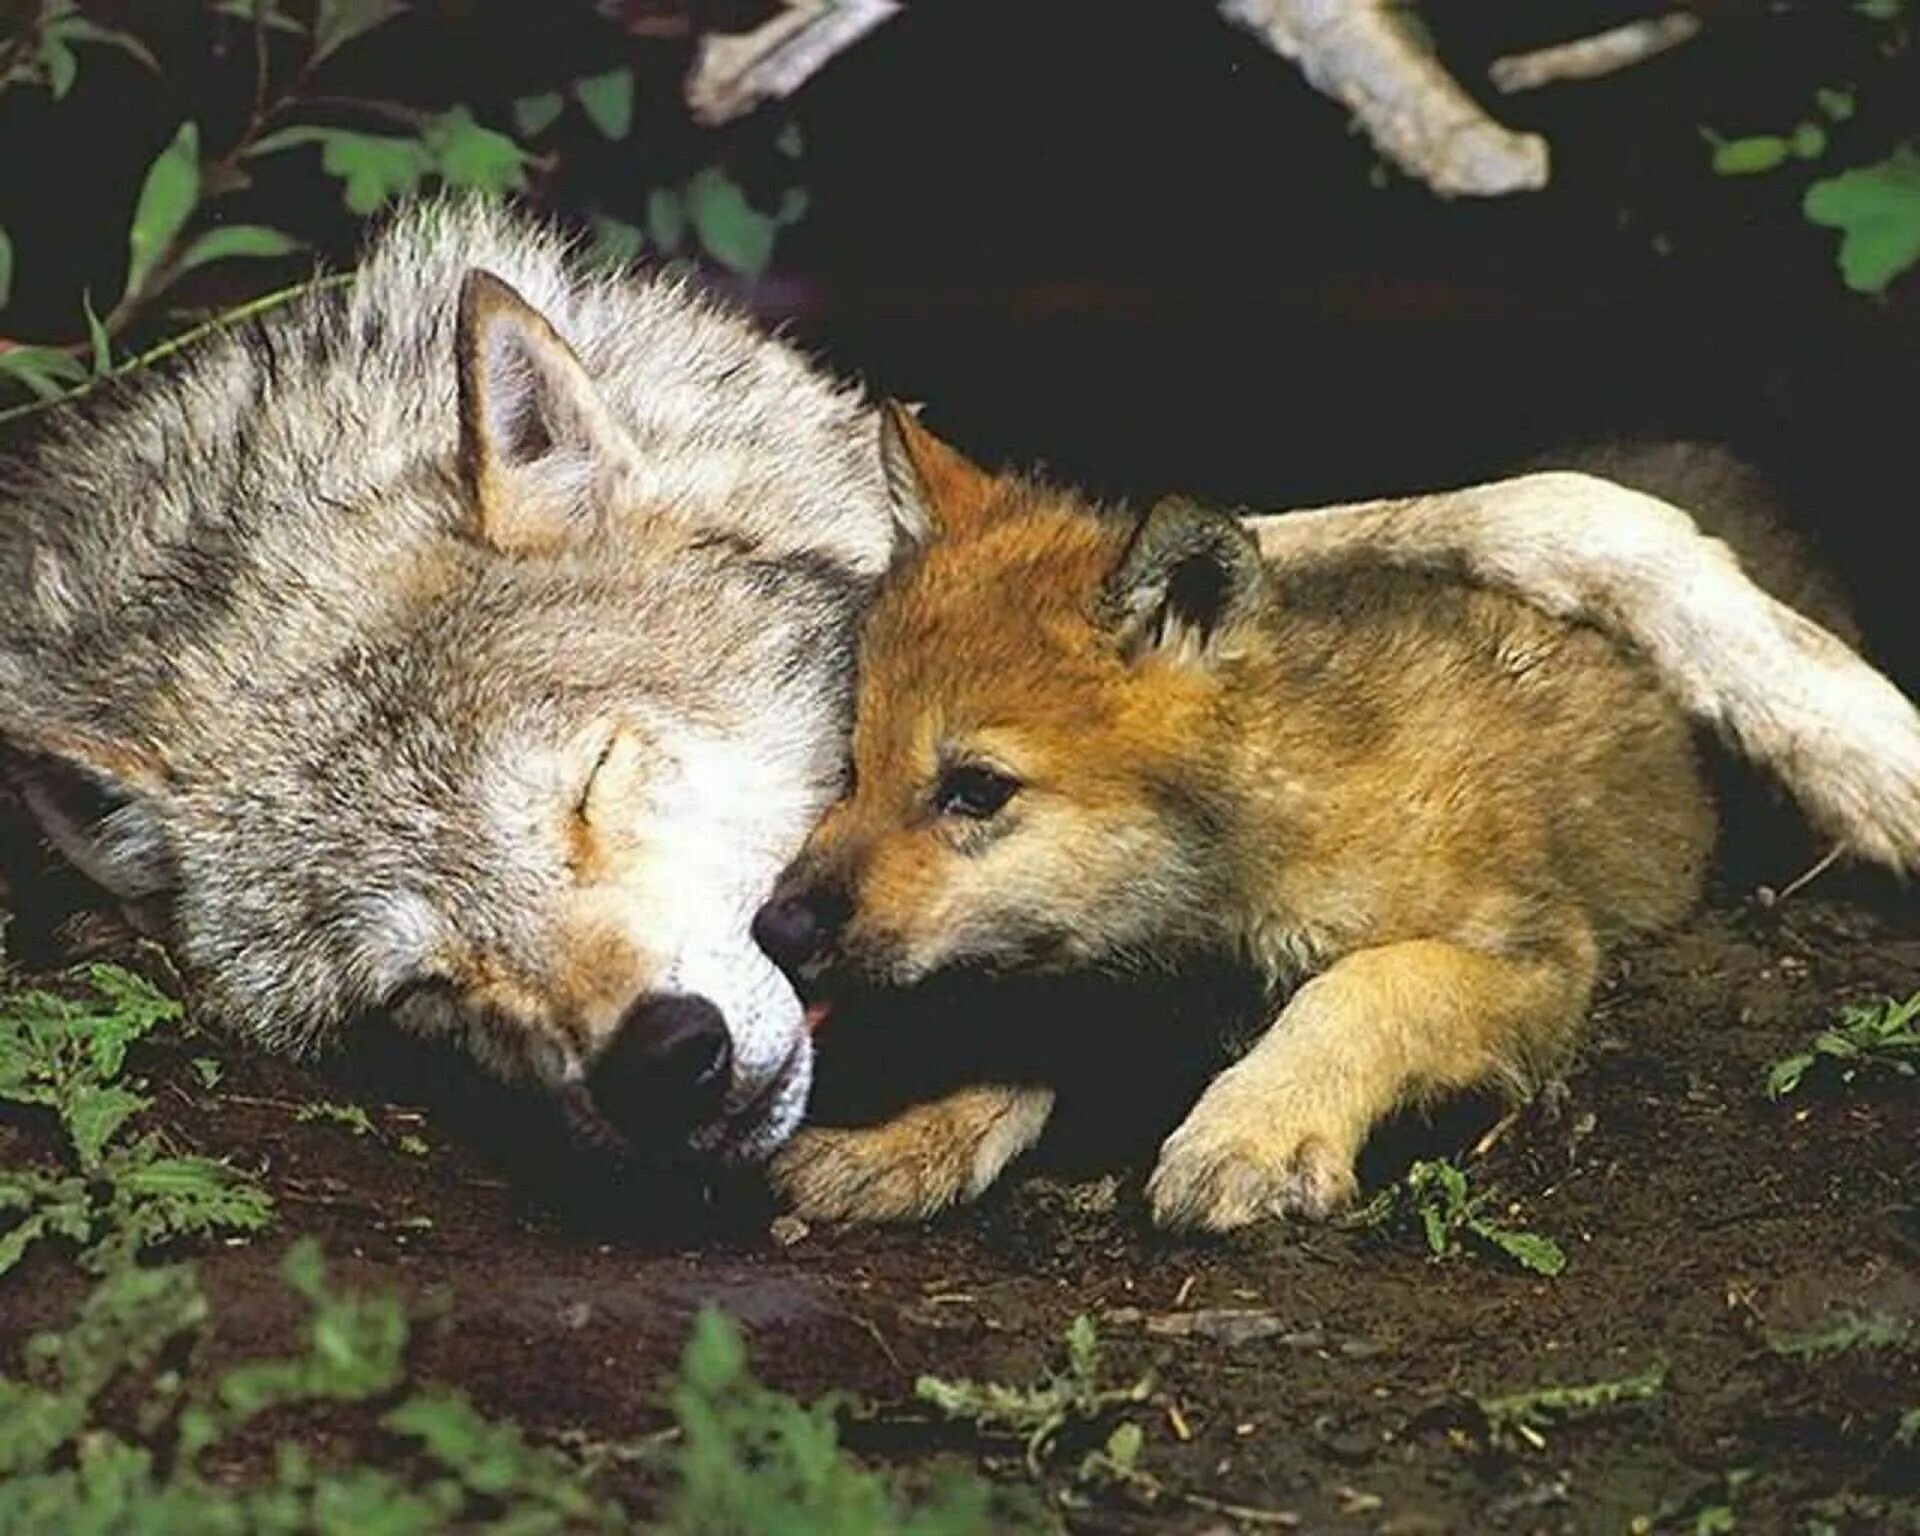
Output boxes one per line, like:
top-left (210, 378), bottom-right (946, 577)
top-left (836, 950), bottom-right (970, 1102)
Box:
top-left (1, 723), bottom-right (172, 901)
top-left (1103, 497), bottom-right (1269, 665)
top-left (878, 400), bottom-right (997, 539)
top-left (455, 269), bottom-right (639, 556)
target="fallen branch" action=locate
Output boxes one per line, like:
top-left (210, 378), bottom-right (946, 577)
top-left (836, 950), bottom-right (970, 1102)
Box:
top-left (1489, 11), bottom-right (1702, 95)
top-left (686, 0), bottom-right (902, 126)
top-left (1218, 0), bottom-right (1548, 196)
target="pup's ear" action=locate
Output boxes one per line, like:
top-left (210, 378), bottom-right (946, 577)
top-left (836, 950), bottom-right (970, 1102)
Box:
top-left (1103, 496), bottom-right (1270, 665)
top-left (455, 269), bottom-right (640, 556)
top-left (1, 721), bottom-right (172, 901)
top-left (877, 400), bottom-right (998, 540)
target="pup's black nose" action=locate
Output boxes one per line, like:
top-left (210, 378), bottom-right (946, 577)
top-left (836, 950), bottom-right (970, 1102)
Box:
top-left (752, 884), bottom-right (848, 977)
top-left (587, 993), bottom-right (732, 1141)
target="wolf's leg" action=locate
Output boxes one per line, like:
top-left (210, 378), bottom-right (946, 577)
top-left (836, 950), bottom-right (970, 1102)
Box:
top-left (1243, 472), bottom-right (1920, 872)
top-left (1147, 928), bottom-right (1596, 1232)
top-left (770, 1082), bottom-right (1055, 1222)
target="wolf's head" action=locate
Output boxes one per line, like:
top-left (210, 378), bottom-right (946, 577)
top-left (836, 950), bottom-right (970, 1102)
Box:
top-left (2, 204), bottom-right (904, 1163)
top-left (753, 407), bottom-right (1274, 1017)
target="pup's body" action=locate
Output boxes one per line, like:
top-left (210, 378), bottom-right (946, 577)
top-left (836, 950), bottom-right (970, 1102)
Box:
top-left (759, 414), bottom-right (1919, 1229)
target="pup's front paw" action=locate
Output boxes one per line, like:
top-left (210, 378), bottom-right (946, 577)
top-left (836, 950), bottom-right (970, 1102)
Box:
top-left (768, 1123), bottom-right (971, 1224)
top-left (1147, 1093), bottom-right (1361, 1232)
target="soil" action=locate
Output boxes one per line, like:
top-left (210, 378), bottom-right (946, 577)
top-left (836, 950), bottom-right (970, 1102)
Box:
top-left (2, 862), bottom-right (1917, 1535)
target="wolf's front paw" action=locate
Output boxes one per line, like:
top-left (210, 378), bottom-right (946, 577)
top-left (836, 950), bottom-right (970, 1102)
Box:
top-left (1147, 1095), bottom-right (1361, 1232)
top-left (768, 1124), bottom-right (970, 1224)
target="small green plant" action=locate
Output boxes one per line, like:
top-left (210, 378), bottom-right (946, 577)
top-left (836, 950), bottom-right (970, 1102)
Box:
top-left (1767, 990), bottom-right (1920, 1097)
top-left (916, 1315), bottom-right (1152, 1475)
top-left (1768, 1306), bottom-right (1916, 1361)
top-left (294, 1099), bottom-right (377, 1137)
top-left (1352, 1158), bottom-right (1566, 1276)
top-left (0, 1250), bottom-right (1023, 1533)
top-left (0, 964), bottom-right (272, 1275)
top-left (1472, 1364), bottom-right (1666, 1452)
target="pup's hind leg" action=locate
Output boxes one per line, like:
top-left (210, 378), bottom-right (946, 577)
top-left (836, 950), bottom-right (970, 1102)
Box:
top-left (770, 1082), bottom-right (1056, 1222)
top-left (1148, 926), bottom-right (1596, 1232)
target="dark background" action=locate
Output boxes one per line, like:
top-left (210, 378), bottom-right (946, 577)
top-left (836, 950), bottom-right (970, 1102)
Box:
top-left (5, 0), bottom-right (1916, 674)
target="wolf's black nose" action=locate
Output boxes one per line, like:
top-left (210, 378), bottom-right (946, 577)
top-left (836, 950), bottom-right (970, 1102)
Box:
top-left (753, 885), bottom-right (847, 976)
top-left (588, 993), bottom-right (732, 1140)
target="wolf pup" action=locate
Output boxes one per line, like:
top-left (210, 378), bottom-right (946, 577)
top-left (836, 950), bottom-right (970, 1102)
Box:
top-left (754, 408), bottom-right (1920, 1228)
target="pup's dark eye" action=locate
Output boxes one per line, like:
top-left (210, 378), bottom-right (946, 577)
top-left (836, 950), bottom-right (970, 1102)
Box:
top-left (933, 763), bottom-right (1020, 820)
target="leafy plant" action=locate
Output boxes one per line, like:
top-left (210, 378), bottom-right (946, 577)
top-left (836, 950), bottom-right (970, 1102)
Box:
top-left (916, 1315), bottom-right (1151, 1475)
top-left (0, 964), bottom-right (272, 1276)
top-left (1767, 990), bottom-right (1920, 1097)
top-left (1351, 1157), bottom-right (1566, 1276)
top-left (295, 1099), bottom-right (377, 1137)
top-left (1805, 146), bottom-right (1920, 295)
top-left (1768, 1306), bottom-right (1916, 1361)
top-left (1472, 1364), bottom-right (1666, 1452)
top-left (0, 1253), bottom-right (1022, 1534)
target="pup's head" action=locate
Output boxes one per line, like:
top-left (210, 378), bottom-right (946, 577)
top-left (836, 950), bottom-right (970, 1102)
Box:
top-left (754, 406), bottom-right (1275, 1017)
top-left (5, 265), bottom-right (878, 1164)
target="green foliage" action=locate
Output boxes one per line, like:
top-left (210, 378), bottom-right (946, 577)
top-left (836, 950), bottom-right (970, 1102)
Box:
top-left (670, 1309), bottom-right (1011, 1535)
top-left (296, 1100), bottom-right (378, 1137)
top-left (125, 120), bottom-right (202, 304)
top-left (1352, 1157), bottom-right (1566, 1276)
top-left (0, 226), bottom-right (12, 309)
top-left (916, 1314), bottom-right (1151, 1476)
top-left (0, 964), bottom-right (272, 1276)
top-left (1804, 146), bottom-right (1920, 295)
top-left (1768, 1306), bottom-right (1916, 1361)
top-left (1472, 1364), bottom-right (1666, 1452)
top-left (1767, 989), bottom-right (1920, 1096)
top-left (0, 1259), bottom-right (1017, 1534)
top-left (575, 68), bottom-right (635, 142)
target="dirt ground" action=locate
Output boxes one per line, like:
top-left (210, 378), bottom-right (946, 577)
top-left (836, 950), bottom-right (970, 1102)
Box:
top-left (2, 862), bottom-right (1918, 1534)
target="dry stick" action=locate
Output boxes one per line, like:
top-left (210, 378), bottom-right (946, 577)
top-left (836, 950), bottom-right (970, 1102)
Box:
top-left (1219, 0), bottom-right (1548, 196)
top-left (0, 272), bottom-right (353, 428)
top-left (1490, 11), bottom-right (1702, 96)
top-left (686, 0), bottom-right (903, 126)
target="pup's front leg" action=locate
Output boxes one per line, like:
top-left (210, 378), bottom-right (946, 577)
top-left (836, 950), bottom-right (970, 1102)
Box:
top-left (1148, 931), bottom-right (1594, 1231)
top-left (771, 1083), bottom-right (1056, 1222)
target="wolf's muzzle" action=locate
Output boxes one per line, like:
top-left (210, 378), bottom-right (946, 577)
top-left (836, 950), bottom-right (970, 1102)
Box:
top-left (585, 992), bottom-right (732, 1142)
top-left (751, 882), bottom-right (849, 980)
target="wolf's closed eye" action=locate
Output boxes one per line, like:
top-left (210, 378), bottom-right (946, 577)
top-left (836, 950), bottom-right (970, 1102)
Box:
top-left (932, 762), bottom-right (1020, 820)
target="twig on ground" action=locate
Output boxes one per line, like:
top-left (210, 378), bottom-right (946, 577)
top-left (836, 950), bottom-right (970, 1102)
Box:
top-left (1490, 12), bottom-right (1703, 95)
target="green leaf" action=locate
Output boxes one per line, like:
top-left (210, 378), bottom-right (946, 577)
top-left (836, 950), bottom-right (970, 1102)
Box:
top-left (175, 225), bottom-right (304, 276)
top-left (0, 346), bottom-right (89, 400)
top-left (1711, 135), bottom-right (1790, 176)
top-left (776, 186), bottom-right (810, 226)
top-left (1856, 0), bottom-right (1904, 18)
top-left (1479, 1225), bottom-right (1567, 1277)
top-left (511, 90), bottom-right (564, 139)
top-left (1767, 1052), bottom-right (1813, 1098)
top-left (573, 67), bottom-right (634, 140)
top-left (1817, 87), bottom-right (1856, 124)
top-left (1791, 122), bottom-right (1828, 161)
top-left (0, 226), bottom-right (12, 310)
top-left (211, 0), bottom-right (307, 34)
top-left (190, 1058), bottom-right (223, 1090)
top-left (125, 122), bottom-right (201, 305)
top-left (280, 129), bottom-right (432, 215)
top-left (686, 165), bottom-right (777, 279)
top-left (425, 108), bottom-right (529, 199)
top-left (775, 122), bottom-right (804, 158)
top-left (40, 36), bottom-right (78, 99)
top-left (312, 0), bottom-right (403, 64)
top-left (46, 15), bottom-right (159, 73)
top-left (645, 187), bottom-right (687, 253)
top-left (683, 1309), bottom-right (746, 1395)
top-left (68, 1086), bottom-right (150, 1169)
top-left (1805, 147), bottom-right (1920, 295)
top-left (585, 214), bottom-right (645, 270)
top-left (82, 291), bottom-right (111, 376)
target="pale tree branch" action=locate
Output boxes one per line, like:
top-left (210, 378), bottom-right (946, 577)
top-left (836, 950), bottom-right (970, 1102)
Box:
top-left (1489, 11), bottom-right (1702, 96)
top-left (686, 0), bottom-right (902, 126)
top-left (1218, 0), bottom-right (1547, 197)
